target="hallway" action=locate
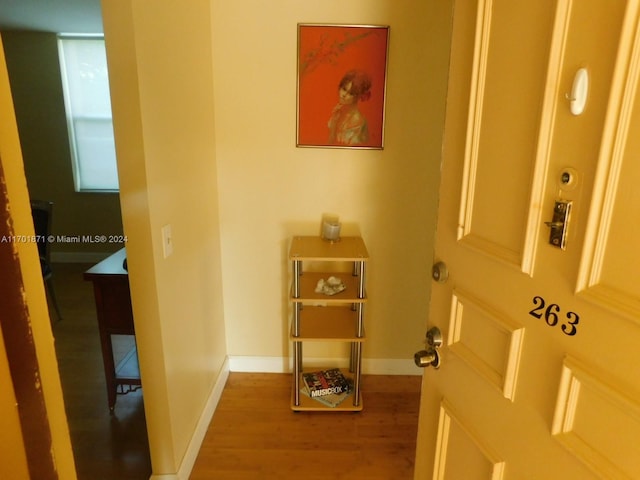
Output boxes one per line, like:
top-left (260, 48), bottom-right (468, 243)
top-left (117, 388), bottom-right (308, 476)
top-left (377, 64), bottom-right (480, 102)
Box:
top-left (52, 262), bottom-right (421, 479)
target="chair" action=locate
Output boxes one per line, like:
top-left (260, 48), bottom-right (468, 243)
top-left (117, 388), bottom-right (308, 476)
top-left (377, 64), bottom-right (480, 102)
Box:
top-left (31, 199), bottom-right (63, 322)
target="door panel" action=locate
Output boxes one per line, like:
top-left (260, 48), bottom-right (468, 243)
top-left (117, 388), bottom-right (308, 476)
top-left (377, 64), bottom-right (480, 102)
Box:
top-left (577, 3), bottom-right (640, 320)
top-left (459, 0), bottom-right (555, 270)
top-left (553, 357), bottom-right (640, 479)
top-left (415, 0), bottom-right (640, 479)
top-left (434, 401), bottom-right (504, 480)
top-left (448, 289), bottom-right (525, 400)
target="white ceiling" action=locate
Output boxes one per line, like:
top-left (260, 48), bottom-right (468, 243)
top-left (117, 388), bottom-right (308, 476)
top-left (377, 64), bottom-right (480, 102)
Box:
top-left (0, 0), bottom-right (103, 33)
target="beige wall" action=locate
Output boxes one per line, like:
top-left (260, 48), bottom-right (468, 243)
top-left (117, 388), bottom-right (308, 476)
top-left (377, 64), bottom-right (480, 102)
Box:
top-left (2, 31), bottom-right (124, 260)
top-left (213, 0), bottom-right (452, 363)
top-left (102, 0), bottom-right (227, 475)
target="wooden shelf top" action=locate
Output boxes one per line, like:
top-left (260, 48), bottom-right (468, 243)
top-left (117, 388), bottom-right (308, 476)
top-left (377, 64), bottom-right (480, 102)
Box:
top-left (290, 306), bottom-right (365, 341)
top-left (289, 236), bottom-right (369, 261)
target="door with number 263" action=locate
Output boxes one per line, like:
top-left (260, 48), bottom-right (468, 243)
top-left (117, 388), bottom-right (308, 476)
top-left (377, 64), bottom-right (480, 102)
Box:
top-left (414, 0), bottom-right (640, 479)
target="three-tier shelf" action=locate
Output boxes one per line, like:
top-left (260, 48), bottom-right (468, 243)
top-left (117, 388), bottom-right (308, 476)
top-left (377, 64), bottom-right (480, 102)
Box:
top-left (288, 235), bottom-right (369, 411)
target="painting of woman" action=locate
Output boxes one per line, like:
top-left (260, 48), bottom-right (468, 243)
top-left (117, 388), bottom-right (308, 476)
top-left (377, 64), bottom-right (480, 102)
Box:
top-left (297, 24), bottom-right (389, 149)
top-left (328, 70), bottom-right (372, 146)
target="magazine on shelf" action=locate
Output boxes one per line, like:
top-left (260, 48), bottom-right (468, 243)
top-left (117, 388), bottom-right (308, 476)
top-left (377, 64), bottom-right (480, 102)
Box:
top-left (300, 386), bottom-right (352, 407)
top-left (302, 368), bottom-right (352, 398)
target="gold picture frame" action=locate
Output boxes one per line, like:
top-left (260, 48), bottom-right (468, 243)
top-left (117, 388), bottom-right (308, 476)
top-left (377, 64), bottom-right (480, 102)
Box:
top-left (296, 24), bottom-right (390, 149)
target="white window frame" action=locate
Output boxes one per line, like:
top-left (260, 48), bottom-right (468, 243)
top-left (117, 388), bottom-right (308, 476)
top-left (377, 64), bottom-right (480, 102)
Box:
top-left (57, 35), bottom-right (119, 192)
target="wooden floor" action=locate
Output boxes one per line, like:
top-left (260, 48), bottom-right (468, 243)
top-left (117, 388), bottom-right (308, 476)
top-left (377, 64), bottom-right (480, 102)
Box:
top-left (191, 373), bottom-right (422, 479)
top-left (51, 263), bottom-right (152, 480)
top-left (52, 262), bottom-right (422, 480)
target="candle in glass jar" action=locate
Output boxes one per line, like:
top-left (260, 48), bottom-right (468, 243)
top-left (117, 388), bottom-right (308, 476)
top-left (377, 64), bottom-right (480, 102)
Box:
top-left (322, 220), bottom-right (341, 242)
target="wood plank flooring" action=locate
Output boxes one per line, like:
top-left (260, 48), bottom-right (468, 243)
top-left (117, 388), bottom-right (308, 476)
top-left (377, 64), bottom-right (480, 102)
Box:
top-left (52, 262), bottom-right (422, 479)
top-left (191, 372), bottom-right (422, 480)
top-left (51, 263), bottom-right (151, 480)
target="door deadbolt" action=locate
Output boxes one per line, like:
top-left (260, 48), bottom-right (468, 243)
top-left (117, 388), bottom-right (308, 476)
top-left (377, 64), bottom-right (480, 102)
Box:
top-left (414, 326), bottom-right (443, 369)
top-left (432, 262), bottom-right (449, 283)
top-left (545, 200), bottom-right (572, 250)
top-left (426, 326), bottom-right (443, 348)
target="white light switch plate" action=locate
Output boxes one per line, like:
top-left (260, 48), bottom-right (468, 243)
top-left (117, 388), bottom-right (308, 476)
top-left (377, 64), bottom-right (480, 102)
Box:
top-left (161, 224), bottom-right (173, 258)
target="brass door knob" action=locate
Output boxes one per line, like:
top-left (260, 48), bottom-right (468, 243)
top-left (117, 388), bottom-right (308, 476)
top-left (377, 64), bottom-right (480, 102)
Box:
top-left (414, 348), bottom-right (441, 368)
top-left (414, 326), bottom-right (443, 368)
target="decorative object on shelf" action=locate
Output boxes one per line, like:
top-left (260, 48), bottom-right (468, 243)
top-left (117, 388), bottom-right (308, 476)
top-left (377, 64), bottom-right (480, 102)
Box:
top-left (321, 213), bottom-right (341, 242)
top-left (296, 24), bottom-right (390, 149)
top-left (321, 219), bottom-right (341, 242)
top-left (315, 276), bottom-right (346, 296)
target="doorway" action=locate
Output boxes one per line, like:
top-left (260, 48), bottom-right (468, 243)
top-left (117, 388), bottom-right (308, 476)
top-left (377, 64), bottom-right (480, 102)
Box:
top-left (1, 31), bottom-right (151, 479)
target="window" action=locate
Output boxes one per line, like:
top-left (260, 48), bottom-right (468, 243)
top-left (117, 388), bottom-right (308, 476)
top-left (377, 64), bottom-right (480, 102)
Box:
top-left (58, 36), bottom-right (119, 192)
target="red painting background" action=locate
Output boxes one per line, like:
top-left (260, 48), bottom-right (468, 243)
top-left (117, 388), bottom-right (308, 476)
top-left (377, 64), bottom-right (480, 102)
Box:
top-left (297, 25), bottom-right (389, 148)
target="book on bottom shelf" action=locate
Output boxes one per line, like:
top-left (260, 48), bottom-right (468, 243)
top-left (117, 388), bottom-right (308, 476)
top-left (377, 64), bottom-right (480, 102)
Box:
top-left (301, 368), bottom-right (353, 407)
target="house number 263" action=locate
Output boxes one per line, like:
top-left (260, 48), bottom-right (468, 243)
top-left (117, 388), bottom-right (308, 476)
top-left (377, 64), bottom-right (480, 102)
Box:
top-left (529, 296), bottom-right (579, 336)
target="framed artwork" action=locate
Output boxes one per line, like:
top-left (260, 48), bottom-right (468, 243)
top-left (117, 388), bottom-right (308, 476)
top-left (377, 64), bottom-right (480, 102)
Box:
top-left (296, 24), bottom-right (390, 149)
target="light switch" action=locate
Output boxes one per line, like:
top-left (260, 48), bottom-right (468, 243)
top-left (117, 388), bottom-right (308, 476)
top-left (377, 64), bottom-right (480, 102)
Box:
top-left (161, 224), bottom-right (173, 258)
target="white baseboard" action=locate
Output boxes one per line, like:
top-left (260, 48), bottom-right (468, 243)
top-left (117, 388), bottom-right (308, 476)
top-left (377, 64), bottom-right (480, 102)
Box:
top-left (228, 356), bottom-right (422, 376)
top-left (227, 355), bottom-right (290, 373)
top-left (150, 357), bottom-right (230, 480)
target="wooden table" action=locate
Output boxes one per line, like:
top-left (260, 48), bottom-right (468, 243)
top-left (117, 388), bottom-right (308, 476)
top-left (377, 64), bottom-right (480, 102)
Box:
top-left (84, 248), bottom-right (141, 412)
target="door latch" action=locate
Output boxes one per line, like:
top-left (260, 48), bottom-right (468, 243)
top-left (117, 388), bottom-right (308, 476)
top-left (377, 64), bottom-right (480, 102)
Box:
top-left (414, 326), bottom-right (443, 369)
top-left (545, 200), bottom-right (572, 250)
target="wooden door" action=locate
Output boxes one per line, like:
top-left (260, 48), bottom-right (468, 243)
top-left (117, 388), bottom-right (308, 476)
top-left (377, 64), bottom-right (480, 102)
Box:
top-left (414, 0), bottom-right (640, 478)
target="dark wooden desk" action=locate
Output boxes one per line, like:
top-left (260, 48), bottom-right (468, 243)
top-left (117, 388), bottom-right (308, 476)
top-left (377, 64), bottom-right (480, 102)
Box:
top-left (84, 248), bottom-right (141, 412)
